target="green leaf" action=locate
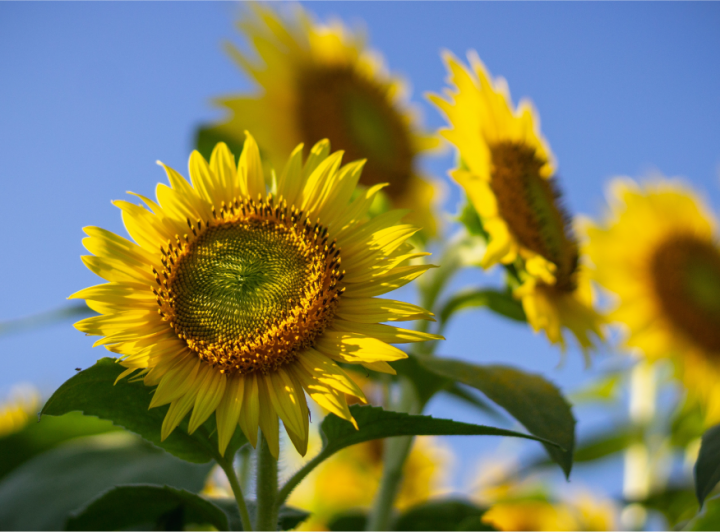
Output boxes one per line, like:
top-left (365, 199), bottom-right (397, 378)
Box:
top-left (696, 424), bottom-right (720, 506)
top-left (0, 433), bottom-right (213, 530)
top-left (0, 411), bottom-right (117, 481)
top-left (672, 397), bottom-right (706, 448)
top-left (66, 485), bottom-right (229, 531)
top-left (524, 428), bottom-right (635, 473)
top-left (457, 201), bottom-right (488, 240)
top-left (195, 125), bottom-right (245, 163)
top-left (394, 499), bottom-right (495, 531)
top-left (441, 383), bottom-right (508, 424)
top-left (41, 358), bottom-right (247, 464)
top-left (439, 288), bottom-right (526, 330)
top-left (567, 373), bottom-right (621, 405)
top-left (277, 405), bottom-right (566, 507)
top-left (392, 357), bottom-right (449, 407)
top-left (634, 487), bottom-right (697, 529)
top-left (211, 498), bottom-right (310, 531)
top-left (419, 357), bottom-right (575, 478)
top-left (321, 405), bottom-right (560, 456)
top-left (687, 494), bottom-right (720, 530)
top-left (328, 511), bottom-right (368, 531)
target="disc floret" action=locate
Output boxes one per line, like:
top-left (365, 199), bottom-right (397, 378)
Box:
top-left (153, 195), bottom-right (345, 375)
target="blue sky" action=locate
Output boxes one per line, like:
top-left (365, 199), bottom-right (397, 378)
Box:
top-left (1, 2), bottom-right (719, 500)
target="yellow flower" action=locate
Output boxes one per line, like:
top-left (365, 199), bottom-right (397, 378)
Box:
top-left (482, 500), bottom-right (578, 531)
top-left (429, 51), bottom-right (602, 353)
top-left (71, 134), bottom-right (440, 457)
top-left (289, 434), bottom-right (450, 530)
top-left (585, 177), bottom-right (720, 423)
top-left (0, 386), bottom-right (39, 439)
top-left (209, 3), bottom-right (440, 236)
top-left (482, 496), bottom-right (617, 532)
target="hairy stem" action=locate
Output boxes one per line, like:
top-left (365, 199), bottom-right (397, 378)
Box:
top-left (218, 455), bottom-right (253, 532)
top-left (255, 432), bottom-right (279, 531)
top-left (366, 378), bottom-right (420, 531)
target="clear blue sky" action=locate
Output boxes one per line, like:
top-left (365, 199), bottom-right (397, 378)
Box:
top-left (1, 2), bottom-right (719, 501)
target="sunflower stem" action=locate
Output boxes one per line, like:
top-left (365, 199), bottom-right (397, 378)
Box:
top-left (255, 432), bottom-right (279, 531)
top-left (621, 360), bottom-right (657, 530)
top-left (218, 454), bottom-right (253, 532)
top-left (366, 377), bottom-right (420, 531)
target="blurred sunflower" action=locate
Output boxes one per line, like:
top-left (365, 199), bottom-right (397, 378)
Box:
top-left (474, 457), bottom-right (617, 531)
top-left (206, 3), bottom-right (440, 237)
top-left (585, 178), bottom-right (720, 423)
top-left (429, 51), bottom-right (602, 353)
top-left (71, 134), bottom-right (440, 457)
top-left (0, 386), bottom-right (39, 439)
top-left (482, 496), bottom-right (616, 531)
top-left (289, 434), bottom-right (450, 531)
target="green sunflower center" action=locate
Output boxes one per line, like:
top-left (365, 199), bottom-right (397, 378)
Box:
top-left (154, 197), bottom-right (344, 375)
top-left (172, 220), bottom-right (313, 343)
top-left (489, 141), bottom-right (579, 290)
top-left (297, 64), bottom-right (414, 200)
top-left (651, 234), bottom-right (720, 354)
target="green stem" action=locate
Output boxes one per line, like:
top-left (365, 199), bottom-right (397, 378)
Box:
top-left (366, 378), bottom-right (420, 531)
top-left (218, 455), bottom-right (253, 532)
top-left (255, 432), bottom-right (279, 531)
top-left (622, 361), bottom-right (657, 530)
top-left (238, 444), bottom-right (253, 494)
top-left (277, 450), bottom-right (328, 508)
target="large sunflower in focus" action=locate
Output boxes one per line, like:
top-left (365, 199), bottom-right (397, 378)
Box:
top-left (429, 51), bottom-right (602, 353)
top-left (207, 3), bottom-right (440, 236)
top-left (585, 178), bottom-right (720, 422)
top-left (71, 134), bottom-right (440, 457)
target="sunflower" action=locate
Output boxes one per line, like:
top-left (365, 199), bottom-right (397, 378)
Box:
top-left (71, 134), bottom-right (440, 457)
top-left (288, 435), bottom-right (449, 531)
top-left (206, 3), bottom-right (440, 236)
top-left (585, 177), bottom-right (720, 423)
top-left (0, 386), bottom-right (39, 439)
top-left (429, 51), bottom-right (602, 352)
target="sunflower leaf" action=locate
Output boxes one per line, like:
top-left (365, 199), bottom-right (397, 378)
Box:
top-left (195, 124), bottom-right (245, 163)
top-left (393, 499), bottom-right (495, 531)
top-left (277, 405), bottom-right (565, 506)
top-left (328, 510), bottom-right (368, 531)
top-left (418, 357), bottom-right (575, 478)
top-left (321, 404), bottom-right (557, 454)
top-left (0, 411), bottom-right (117, 481)
top-left (0, 433), bottom-right (212, 531)
top-left (66, 485), bottom-right (230, 531)
top-left (695, 424), bottom-right (720, 507)
top-left (211, 498), bottom-right (310, 531)
top-left (41, 358), bottom-right (246, 464)
top-left (438, 288), bottom-right (526, 329)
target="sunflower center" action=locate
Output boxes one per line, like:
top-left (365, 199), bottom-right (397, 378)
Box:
top-left (297, 64), bottom-right (414, 200)
top-left (154, 197), bottom-right (344, 375)
top-left (651, 235), bottom-right (720, 354)
top-left (489, 141), bottom-right (578, 290)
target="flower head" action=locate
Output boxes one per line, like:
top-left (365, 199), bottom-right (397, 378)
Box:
top-left (208, 3), bottom-right (440, 236)
top-left (72, 134), bottom-right (439, 457)
top-left (585, 177), bottom-right (720, 422)
top-left (429, 51), bottom-right (602, 353)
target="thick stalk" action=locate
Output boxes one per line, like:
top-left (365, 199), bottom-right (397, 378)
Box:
top-left (218, 456), bottom-right (253, 532)
top-left (366, 378), bottom-right (420, 531)
top-left (255, 432), bottom-right (279, 531)
top-left (621, 360), bottom-right (656, 530)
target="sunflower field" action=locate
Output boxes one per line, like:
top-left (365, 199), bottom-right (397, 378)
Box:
top-left (1, 3), bottom-right (720, 531)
